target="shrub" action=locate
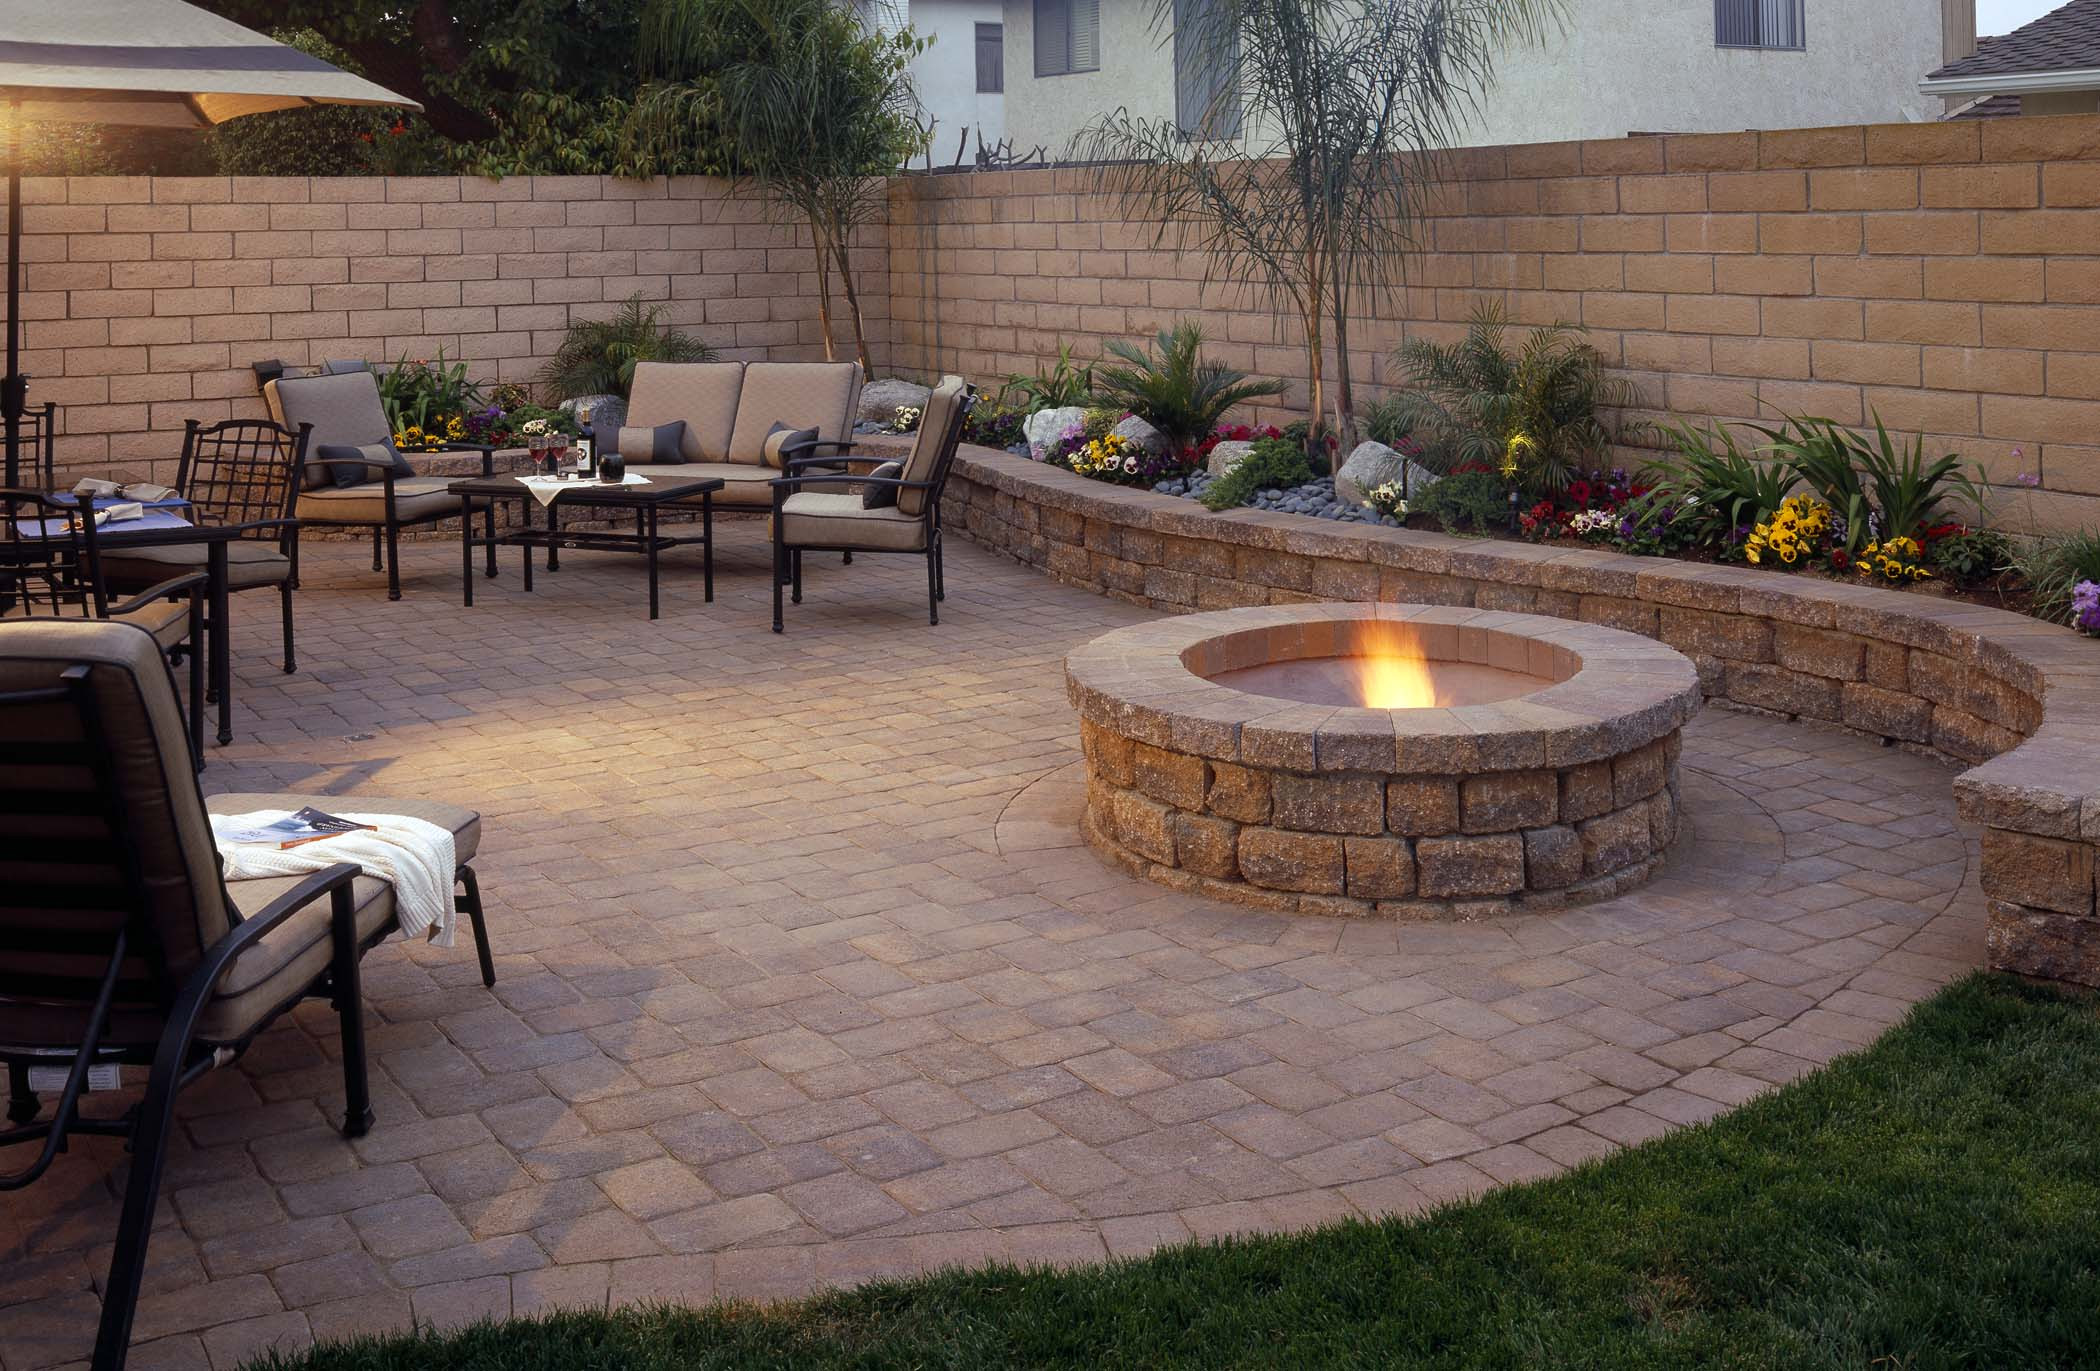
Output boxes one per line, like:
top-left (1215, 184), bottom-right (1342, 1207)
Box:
top-left (1386, 304), bottom-right (1644, 494)
top-left (1199, 437), bottom-right (1314, 512)
top-left (1763, 412), bottom-right (1984, 551)
top-left (962, 403), bottom-right (1027, 451)
top-left (2018, 531), bottom-right (2100, 625)
top-left (1926, 525), bottom-right (2011, 587)
top-left (204, 30), bottom-right (417, 176)
top-left (1000, 344), bottom-right (1094, 412)
top-left (1088, 322), bottom-right (1285, 463)
top-left (1416, 469), bottom-right (1509, 534)
top-left (1644, 421), bottom-right (1795, 552)
top-left (378, 347), bottom-right (484, 437)
top-left (537, 296), bottom-right (715, 401)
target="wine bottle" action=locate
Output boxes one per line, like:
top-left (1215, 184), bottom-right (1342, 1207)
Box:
top-left (576, 405), bottom-right (596, 477)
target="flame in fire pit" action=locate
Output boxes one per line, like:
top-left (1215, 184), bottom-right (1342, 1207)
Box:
top-left (1352, 628), bottom-right (1438, 709)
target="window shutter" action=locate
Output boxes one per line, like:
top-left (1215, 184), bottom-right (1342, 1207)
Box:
top-left (1035, 0), bottom-right (1069, 76)
top-left (1070, 0), bottom-right (1100, 73)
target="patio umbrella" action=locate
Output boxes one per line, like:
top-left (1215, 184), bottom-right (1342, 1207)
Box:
top-left (0, 0), bottom-right (421, 485)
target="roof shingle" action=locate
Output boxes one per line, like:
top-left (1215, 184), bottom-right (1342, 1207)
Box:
top-left (1929, 0), bottom-right (2100, 80)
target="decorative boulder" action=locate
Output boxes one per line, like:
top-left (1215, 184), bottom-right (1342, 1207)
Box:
top-left (859, 377), bottom-right (933, 424)
top-left (1112, 415), bottom-right (1167, 455)
top-left (559, 393), bottom-right (625, 434)
top-left (1024, 405), bottom-right (1088, 460)
top-left (1207, 440), bottom-right (1256, 478)
top-left (1335, 440), bottom-right (1437, 506)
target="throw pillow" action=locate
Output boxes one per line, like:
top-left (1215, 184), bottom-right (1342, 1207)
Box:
top-left (315, 441), bottom-right (415, 490)
top-left (762, 423), bottom-right (818, 470)
top-left (862, 460), bottom-right (903, 510)
top-left (612, 420), bottom-right (687, 464)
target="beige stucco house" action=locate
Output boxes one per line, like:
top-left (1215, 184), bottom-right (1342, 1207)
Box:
top-left (999, 0), bottom-right (1978, 157)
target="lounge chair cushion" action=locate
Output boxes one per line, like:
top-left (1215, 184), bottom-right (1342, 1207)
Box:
top-left (626, 361), bottom-right (744, 462)
top-left (612, 421), bottom-right (688, 464)
top-left (296, 477), bottom-right (462, 525)
top-left (624, 463), bottom-right (776, 508)
top-left (265, 374), bottom-right (394, 490)
top-left (100, 540), bottom-right (291, 594)
top-left (726, 363), bottom-right (861, 465)
top-left (317, 440), bottom-right (416, 490)
top-left (195, 793), bottom-right (481, 1044)
top-left (896, 376), bottom-right (967, 517)
top-left (0, 598), bottom-right (189, 651)
top-left (778, 491), bottom-right (927, 552)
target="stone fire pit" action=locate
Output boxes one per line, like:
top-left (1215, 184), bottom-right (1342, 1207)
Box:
top-left (1066, 603), bottom-right (1704, 918)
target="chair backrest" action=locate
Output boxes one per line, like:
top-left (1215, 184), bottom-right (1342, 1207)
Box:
top-left (625, 361), bottom-right (746, 463)
top-left (724, 362), bottom-right (863, 464)
top-left (8, 402), bottom-right (57, 490)
top-left (0, 489), bottom-right (110, 622)
top-left (0, 619), bottom-right (233, 1050)
top-left (175, 420), bottom-right (308, 538)
top-left (264, 373), bottom-right (392, 490)
top-left (895, 377), bottom-right (976, 519)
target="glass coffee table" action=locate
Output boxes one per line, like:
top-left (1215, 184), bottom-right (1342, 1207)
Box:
top-left (448, 474), bottom-right (723, 620)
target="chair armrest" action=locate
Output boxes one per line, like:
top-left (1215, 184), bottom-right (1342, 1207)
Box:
top-left (782, 442), bottom-right (871, 471)
top-left (770, 473), bottom-right (934, 493)
top-left (106, 571), bottom-right (207, 617)
top-left (238, 862), bottom-right (362, 930)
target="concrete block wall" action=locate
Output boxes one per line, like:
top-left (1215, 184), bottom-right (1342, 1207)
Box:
top-left (887, 113), bottom-right (2100, 532)
top-left (6, 174), bottom-right (887, 486)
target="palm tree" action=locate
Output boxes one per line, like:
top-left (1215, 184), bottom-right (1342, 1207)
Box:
top-left (1090, 321), bottom-right (1285, 462)
top-left (1074, 0), bottom-right (1562, 446)
top-left (635, 0), bottom-right (924, 372)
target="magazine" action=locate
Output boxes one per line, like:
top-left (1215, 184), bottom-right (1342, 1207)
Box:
top-left (215, 806), bottom-right (376, 850)
top-left (72, 477), bottom-right (179, 503)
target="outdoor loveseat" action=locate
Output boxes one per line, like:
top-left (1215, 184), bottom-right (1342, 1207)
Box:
top-left (612, 360), bottom-right (863, 509)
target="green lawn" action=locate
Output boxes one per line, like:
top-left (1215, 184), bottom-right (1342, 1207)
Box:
top-left (261, 975), bottom-right (2100, 1371)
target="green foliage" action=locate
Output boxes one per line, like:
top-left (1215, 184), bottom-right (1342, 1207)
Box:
top-left (1088, 322), bottom-right (1286, 462)
top-left (202, 30), bottom-right (422, 175)
top-left (260, 974), bottom-right (2100, 1371)
top-left (1416, 469), bottom-right (1511, 534)
top-left (2018, 530), bottom-right (2100, 624)
top-left (1000, 343), bottom-right (1095, 412)
top-left (1645, 421), bottom-right (1796, 547)
top-left (634, 0), bottom-right (926, 371)
top-left (1199, 437), bottom-right (1314, 512)
top-left (1074, 0), bottom-right (1564, 441)
top-left (450, 93), bottom-right (730, 179)
top-left (536, 295), bottom-right (715, 402)
top-left (961, 403), bottom-right (1026, 451)
top-left (1763, 412), bottom-right (1985, 548)
top-left (1361, 394), bottom-right (1419, 451)
top-left (377, 348), bottom-right (484, 435)
top-left (1080, 409), bottom-right (1123, 444)
top-left (1929, 526), bottom-right (2012, 587)
top-left (1387, 304), bottom-right (1643, 493)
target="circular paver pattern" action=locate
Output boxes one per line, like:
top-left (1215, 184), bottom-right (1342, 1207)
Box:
top-left (0, 537), bottom-right (1980, 1371)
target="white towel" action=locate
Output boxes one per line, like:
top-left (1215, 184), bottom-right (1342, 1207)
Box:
top-left (210, 811), bottom-right (458, 947)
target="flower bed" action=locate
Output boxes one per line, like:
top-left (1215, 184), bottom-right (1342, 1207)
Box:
top-left (937, 443), bottom-right (2100, 988)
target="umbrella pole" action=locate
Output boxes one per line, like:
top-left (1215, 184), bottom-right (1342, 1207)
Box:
top-left (3, 97), bottom-right (20, 490)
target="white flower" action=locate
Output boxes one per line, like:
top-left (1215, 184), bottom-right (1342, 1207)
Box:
top-left (1122, 456), bottom-right (1138, 473)
top-left (520, 418), bottom-right (549, 436)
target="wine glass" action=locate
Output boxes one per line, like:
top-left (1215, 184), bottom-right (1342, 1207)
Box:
top-left (548, 435), bottom-right (573, 478)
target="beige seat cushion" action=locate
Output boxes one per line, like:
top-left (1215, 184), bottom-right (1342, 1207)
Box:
top-left (100, 539), bottom-right (291, 593)
top-left (195, 793), bottom-right (481, 1044)
top-left (0, 599), bottom-right (189, 651)
top-left (777, 491), bottom-right (927, 552)
top-left (296, 477), bottom-right (461, 525)
top-left (725, 362), bottom-right (862, 464)
top-left (626, 361), bottom-right (745, 462)
top-left (625, 463), bottom-right (777, 509)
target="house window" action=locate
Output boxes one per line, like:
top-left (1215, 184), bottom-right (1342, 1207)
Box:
top-left (1034, 0), bottom-right (1100, 77)
top-left (977, 22), bottom-right (1004, 93)
top-left (1715, 0), bottom-right (1805, 50)
top-left (1174, 0), bottom-right (1241, 138)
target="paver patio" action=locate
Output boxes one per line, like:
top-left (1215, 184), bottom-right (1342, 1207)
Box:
top-left (0, 529), bottom-right (1981, 1371)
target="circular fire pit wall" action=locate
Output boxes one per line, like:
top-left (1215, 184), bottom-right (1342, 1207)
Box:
top-left (1065, 604), bottom-right (1704, 918)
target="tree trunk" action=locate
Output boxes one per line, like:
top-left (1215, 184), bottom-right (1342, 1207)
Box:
top-left (831, 230), bottom-right (872, 376)
top-left (807, 210), bottom-right (837, 363)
